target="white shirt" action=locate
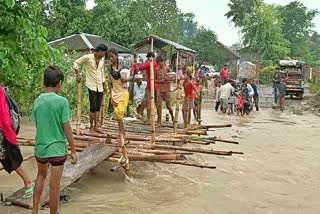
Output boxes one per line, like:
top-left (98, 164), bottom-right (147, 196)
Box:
top-left (220, 83), bottom-right (235, 99)
top-left (73, 54), bottom-right (106, 92)
top-left (247, 83), bottom-right (255, 96)
top-left (134, 81), bottom-right (147, 105)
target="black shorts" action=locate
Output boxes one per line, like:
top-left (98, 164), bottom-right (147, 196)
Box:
top-left (88, 88), bottom-right (104, 112)
top-left (35, 155), bottom-right (67, 166)
top-left (0, 130), bottom-right (23, 174)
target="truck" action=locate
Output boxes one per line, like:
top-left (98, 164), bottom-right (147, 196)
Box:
top-left (279, 60), bottom-right (305, 99)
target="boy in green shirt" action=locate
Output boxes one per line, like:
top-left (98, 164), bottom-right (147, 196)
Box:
top-left (31, 66), bottom-right (77, 214)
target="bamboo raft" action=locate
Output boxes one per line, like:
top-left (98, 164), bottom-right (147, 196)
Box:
top-left (18, 119), bottom-right (242, 173)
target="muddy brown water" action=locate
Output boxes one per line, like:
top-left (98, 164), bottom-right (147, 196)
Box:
top-left (0, 108), bottom-right (320, 214)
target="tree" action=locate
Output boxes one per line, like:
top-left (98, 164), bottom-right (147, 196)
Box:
top-left (241, 2), bottom-right (290, 63)
top-left (41, 0), bottom-right (89, 41)
top-left (310, 32), bottom-right (320, 65)
top-left (186, 27), bottom-right (221, 65)
top-left (88, 0), bottom-right (133, 46)
top-left (230, 42), bottom-right (242, 51)
top-left (148, 0), bottom-right (180, 41)
top-left (225, 0), bottom-right (262, 27)
top-left (178, 12), bottom-right (198, 44)
top-left (279, 1), bottom-right (319, 62)
top-left (0, 0), bottom-right (60, 113)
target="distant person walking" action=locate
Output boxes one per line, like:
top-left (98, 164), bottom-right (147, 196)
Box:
top-left (220, 64), bottom-right (229, 85)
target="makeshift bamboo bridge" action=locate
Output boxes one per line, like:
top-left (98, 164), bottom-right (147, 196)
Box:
top-left (18, 119), bottom-right (242, 172)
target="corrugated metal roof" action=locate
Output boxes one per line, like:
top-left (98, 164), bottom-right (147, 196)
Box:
top-left (132, 35), bottom-right (196, 53)
top-left (48, 33), bottom-right (131, 53)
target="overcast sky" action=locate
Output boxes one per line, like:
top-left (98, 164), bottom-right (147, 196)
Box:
top-left (87, 0), bottom-right (320, 46)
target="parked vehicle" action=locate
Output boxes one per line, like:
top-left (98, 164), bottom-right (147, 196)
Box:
top-left (201, 65), bottom-right (219, 80)
top-left (279, 60), bottom-right (305, 99)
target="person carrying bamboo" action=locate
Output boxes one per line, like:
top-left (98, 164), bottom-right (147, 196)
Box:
top-left (107, 48), bottom-right (132, 175)
top-left (155, 56), bottom-right (174, 127)
top-left (74, 44), bottom-right (108, 133)
top-left (138, 52), bottom-right (158, 122)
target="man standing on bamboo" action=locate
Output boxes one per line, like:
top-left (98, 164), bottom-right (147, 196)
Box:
top-left (74, 44), bottom-right (108, 133)
top-left (155, 56), bottom-right (174, 127)
top-left (138, 52), bottom-right (158, 122)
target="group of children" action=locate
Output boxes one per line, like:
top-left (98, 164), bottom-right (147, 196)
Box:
top-left (214, 76), bottom-right (259, 116)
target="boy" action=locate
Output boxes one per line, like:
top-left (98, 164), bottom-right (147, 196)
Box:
top-left (32, 66), bottom-right (77, 214)
top-left (182, 73), bottom-right (199, 127)
top-left (155, 56), bottom-right (174, 127)
top-left (193, 80), bottom-right (203, 121)
top-left (138, 52), bottom-right (158, 122)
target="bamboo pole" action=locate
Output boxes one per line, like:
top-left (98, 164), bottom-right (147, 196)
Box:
top-left (198, 90), bottom-right (202, 126)
top-left (119, 131), bottom-right (130, 176)
top-left (100, 93), bottom-right (106, 126)
top-left (150, 38), bottom-right (156, 144)
top-left (156, 160), bottom-right (216, 169)
top-left (173, 51), bottom-right (181, 134)
top-left (111, 153), bottom-right (186, 161)
top-left (121, 144), bottom-right (243, 156)
top-left (76, 80), bottom-right (82, 135)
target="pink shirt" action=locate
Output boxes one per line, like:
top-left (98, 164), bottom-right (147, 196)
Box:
top-left (0, 86), bottom-right (17, 145)
top-left (220, 68), bottom-right (229, 79)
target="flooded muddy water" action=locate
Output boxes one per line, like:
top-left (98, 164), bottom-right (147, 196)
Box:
top-left (0, 109), bottom-right (320, 214)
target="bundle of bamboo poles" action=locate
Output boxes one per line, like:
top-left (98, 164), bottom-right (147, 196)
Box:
top-left (18, 120), bottom-right (242, 171)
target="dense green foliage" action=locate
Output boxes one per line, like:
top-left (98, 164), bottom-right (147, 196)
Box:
top-left (226, 0), bottom-right (319, 65)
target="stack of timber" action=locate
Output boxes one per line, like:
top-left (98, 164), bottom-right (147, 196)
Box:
top-left (18, 120), bottom-right (242, 171)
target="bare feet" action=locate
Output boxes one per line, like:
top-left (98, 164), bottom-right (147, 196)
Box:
top-left (143, 118), bottom-right (150, 123)
top-left (156, 123), bottom-right (162, 128)
top-left (89, 127), bottom-right (95, 133)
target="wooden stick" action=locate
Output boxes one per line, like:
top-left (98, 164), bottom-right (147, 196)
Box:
top-left (119, 132), bottom-right (130, 176)
top-left (173, 50), bottom-right (181, 134)
top-left (198, 90), bottom-right (202, 126)
top-left (111, 154), bottom-right (186, 161)
top-left (130, 149), bottom-right (193, 155)
top-left (156, 160), bottom-right (216, 169)
top-left (100, 93), bottom-right (106, 126)
top-left (213, 137), bottom-right (239, 144)
top-left (122, 144), bottom-right (243, 156)
top-left (150, 57), bottom-right (156, 144)
top-left (76, 80), bottom-right (82, 135)
top-left (202, 124), bottom-right (232, 129)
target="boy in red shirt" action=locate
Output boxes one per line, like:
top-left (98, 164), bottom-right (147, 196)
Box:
top-left (182, 73), bottom-right (199, 127)
top-left (138, 52), bottom-right (158, 122)
top-left (220, 64), bottom-right (229, 85)
top-left (193, 80), bottom-right (202, 121)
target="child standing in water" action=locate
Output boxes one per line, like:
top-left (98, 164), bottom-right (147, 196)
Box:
top-left (32, 66), bottom-right (77, 214)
